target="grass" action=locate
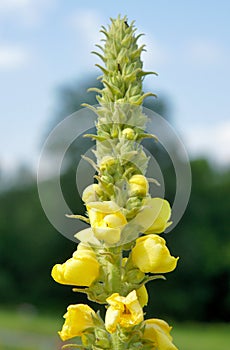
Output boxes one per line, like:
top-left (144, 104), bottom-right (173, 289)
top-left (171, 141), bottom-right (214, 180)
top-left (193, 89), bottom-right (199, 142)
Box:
top-left (0, 309), bottom-right (229, 350)
top-left (173, 322), bottom-right (230, 350)
top-left (0, 308), bottom-right (61, 335)
top-left (0, 308), bottom-right (61, 350)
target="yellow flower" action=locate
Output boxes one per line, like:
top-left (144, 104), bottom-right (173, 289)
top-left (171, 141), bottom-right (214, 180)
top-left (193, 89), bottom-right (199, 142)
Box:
top-left (59, 304), bottom-right (96, 341)
top-left (132, 235), bottom-right (178, 273)
top-left (134, 198), bottom-right (172, 234)
top-left (129, 174), bottom-right (149, 197)
top-left (142, 319), bottom-right (178, 350)
top-left (51, 243), bottom-right (100, 286)
top-left (87, 201), bottom-right (127, 244)
top-left (105, 290), bottom-right (143, 333)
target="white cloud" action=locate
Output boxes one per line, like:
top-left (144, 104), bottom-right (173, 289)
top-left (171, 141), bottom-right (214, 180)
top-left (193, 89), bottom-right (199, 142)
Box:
top-left (0, 45), bottom-right (29, 70)
top-left (0, 0), bottom-right (31, 11)
top-left (184, 39), bottom-right (225, 66)
top-left (0, 0), bottom-right (56, 26)
top-left (67, 9), bottom-right (104, 71)
top-left (182, 121), bottom-right (230, 166)
top-left (69, 9), bottom-right (103, 47)
top-left (139, 34), bottom-right (169, 70)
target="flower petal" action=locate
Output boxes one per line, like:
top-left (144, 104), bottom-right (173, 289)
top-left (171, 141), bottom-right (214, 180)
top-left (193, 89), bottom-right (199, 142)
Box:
top-left (75, 228), bottom-right (101, 246)
top-left (132, 234), bottom-right (178, 273)
top-left (93, 227), bottom-right (121, 244)
top-left (143, 319), bottom-right (178, 350)
top-left (133, 198), bottom-right (172, 234)
top-left (105, 306), bottom-right (122, 333)
top-left (58, 304), bottom-right (96, 341)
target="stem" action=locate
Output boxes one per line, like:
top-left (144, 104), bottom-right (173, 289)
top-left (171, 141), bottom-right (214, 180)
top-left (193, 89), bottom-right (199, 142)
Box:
top-left (107, 246), bottom-right (122, 294)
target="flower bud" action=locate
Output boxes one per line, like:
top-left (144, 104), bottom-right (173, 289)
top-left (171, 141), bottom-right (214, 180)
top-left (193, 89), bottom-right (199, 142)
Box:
top-left (129, 174), bottom-right (149, 197)
top-left (122, 128), bottom-right (136, 140)
top-left (95, 328), bottom-right (111, 348)
top-left (126, 268), bottom-right (145, 284)
top-left (101, 174), bottom-right (114, 184)
top-left (100, 156), bottom-right (117, 172)
top-left (82, 184), bottom-right (101, 203)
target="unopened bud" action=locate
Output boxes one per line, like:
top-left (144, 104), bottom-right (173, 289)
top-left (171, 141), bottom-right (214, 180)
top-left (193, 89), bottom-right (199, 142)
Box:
top-left (82, 184), bottom-right (100, 203)
top-left (100, 156), bottom-right (118, 175)
top-left (95, 328), bottom-right (111, 348)
top-left (126, 268), bottom-right (145, 283)
top-left (122, 128), bottom-right (135, 140)
top-left (129, 174), bottom-right (149, 197)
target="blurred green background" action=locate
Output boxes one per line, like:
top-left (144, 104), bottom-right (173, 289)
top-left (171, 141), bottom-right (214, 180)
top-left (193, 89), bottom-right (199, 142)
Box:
top-left (0, 77), bottom-right (230, 350)
top-left (1, 1), bottom-right (230, 349)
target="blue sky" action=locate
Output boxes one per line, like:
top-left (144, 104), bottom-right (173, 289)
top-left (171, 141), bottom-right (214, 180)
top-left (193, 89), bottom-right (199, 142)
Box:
top-left (1, 0), bottom-right (230, 175)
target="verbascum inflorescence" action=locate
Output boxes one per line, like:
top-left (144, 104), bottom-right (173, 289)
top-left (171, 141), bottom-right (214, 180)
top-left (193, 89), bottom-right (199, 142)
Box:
top-left (51, 15), bottom-right (179, 349)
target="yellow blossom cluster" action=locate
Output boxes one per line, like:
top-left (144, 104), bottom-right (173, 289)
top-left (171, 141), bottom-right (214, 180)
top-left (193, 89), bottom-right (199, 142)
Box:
top-left (58, 291), bottom-right (177, 350)
top-left (51, 189), bottom-right (178, 349)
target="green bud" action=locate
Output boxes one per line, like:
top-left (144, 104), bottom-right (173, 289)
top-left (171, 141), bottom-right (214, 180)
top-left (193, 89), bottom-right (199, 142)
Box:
top-left (99, 156), bottom-right (118, 175)
top-left (95, 328), bottom-right (111, 348)
top-left (100, 174), bottom-right (114, 185)
top-left (81, 332), bottom-right (96, 348)
top-left (126, 196), bottom-right (142, 210)
top-left (126, 268), bottom-right (145, 284)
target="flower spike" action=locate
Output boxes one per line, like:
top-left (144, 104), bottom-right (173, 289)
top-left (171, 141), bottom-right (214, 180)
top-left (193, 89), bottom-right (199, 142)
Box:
top-left (51, 15), bottom-right (179, 350)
